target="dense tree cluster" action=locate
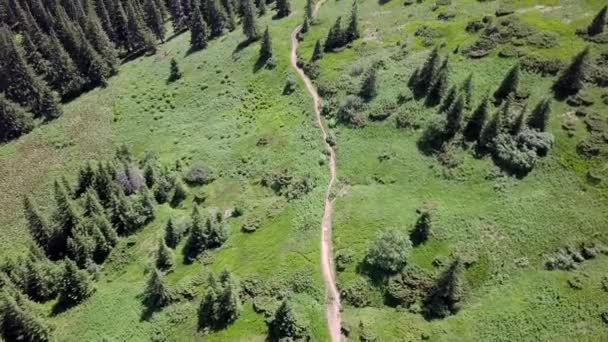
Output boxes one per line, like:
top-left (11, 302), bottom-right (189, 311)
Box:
top-left (198, 270), bottom-right (241, 330)
top-left (323, 1), bottom-right (359, 51)
top-left (183, 206), bottom-right (228, 262)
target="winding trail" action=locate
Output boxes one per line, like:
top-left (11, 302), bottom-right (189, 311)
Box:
top-left (289, 3), bottom-right (343, 341)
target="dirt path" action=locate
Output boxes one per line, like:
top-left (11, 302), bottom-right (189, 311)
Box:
top-left (289, 3), bottom-right (343, 341)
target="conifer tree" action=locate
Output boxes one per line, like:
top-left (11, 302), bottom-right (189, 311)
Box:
top-left (164, 218), bottom-right (179, 248)
top-left (23, 196), bottom-right (52, 253)
top-left (112, 0), bottom-right (131, 50)
top-left (270, 300), bottom-right (307, 340)
top-left (29, 0), bottom-right (53, 33)
top-left (83, 2), bottom-right (118, 73)
top-left (360, 67), bottom-right (377, 101)
top-left (493, 63), bottom-right (520, 104)
top-left (134, 188), bottom-right (156, 225)
top-left (553, 47), bottom-right (590, 98)
top-left (144, 0), bottom-right (166, 41)
top-left (426, 59), bottom-right (449, 106)
top-left (183, 206), bottom-right (208, 262)
top-left (275, 0), bottom-right (290, 18)
top-left (423, 259), bottom-right (465, 319)
top-left (324, 16), bottom-right (343, 51)
top-left (301, 15), bottom-right (309, 34)
top-left (240, 0), bottom-right (259, 41)
top-left (259, 26), bottom-right (272, 62)
top-left (0, 25), bottom-right (62, 120)
top-left (94, 213), bottom-right (118, 247)
top-left (221, 0), bottom-right (237, 30)
top-left (143, 163), bottom-right (157, 188)
top-left (206, 0), bottom-right (227, 37)
top-left (479, 109), bottom-right (501, 148)
top-left (156, 238), bottom-right (174, 270)
top-left (189, 1), bottom-right (209, 50)
top-left (168, 58), bottom-right (182, 82)
top-left (169, 0), bottom-right (187, 33)
top-left (108, 185), bottom-right (137, 234)
top-left (76, 161), bottom-right (96, 197)
top-left (22, 246), bottom-right (59, 302)
top-left (345, 0), bottom-right (359, 43)
top-left (528, 98), bottom-right (551, 132)
top-left (82, 188), bottom-right (104, 217)
top-left (58, 259), bottom-right (93, 307)
top-left (0, 94), bottom-right (34, 142)
top-left (257, 0), bottom-right (266, 16)
top-left (0, 290), bottom-right (51, 342)
top-left (66, 226), bottom-right (96, 267)
top-left (198, 274), bottom-right (219, 328)
top-left (53, 179), bottom-right (81, 240)
top-left (444, 94), bottom-right (465, 138)
top-left (463, 96), bottom-right (489, 142)
top-left (125, 0), bottom-right (156, 53)
top-left (205, 217), bottom-right (228, 248)
top-left (305, 0), bottom-right (313, 19)
top-left (95, 0), bottom-right (116, 43)
top-left (43, 31), bottom-right (86, 99)
top-left (143, 268), bottom-right (173, 307)
top-left (587, 5), bottom-right (607, 36)
top-left (410, 211), bottom-right (431, 246)
top-left (311, 39), bottom-right (323, 62)
top-left (439, 85), bottom-right (458, 113)
top-left (414, 47), bottom-right (440, 95)
top-left (93, 161), bottom-right (115, 206)
top-left (461, 73), bottom-right (473, 109)
top-left (170, 179), bottom-right (187, 207)
top-left (217, 270), bottom-right (241, 324)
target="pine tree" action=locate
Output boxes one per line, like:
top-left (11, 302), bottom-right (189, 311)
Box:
top-left (112, 0), bottom-right (131, 50)
top-left (444, 94), bottom-right (465, 138)
top-left (143, 268), bottom-right (173, 307)
top-left (479, 109), bottom-right (501, 148)
top-left (324, 16), bottom-right (343, 51)
top-left (183, 206), bottom-right (208, 262)
top-left (461, 73), bottom-right (473, 109)
top-left (0, 25), bottom-right (62, 120)
top-left (164, 218), bottom-right (179, 248)
top-left (439, 85), bottom-right (458, 113)
top-left (170, 179), bottom-right (187, 207)
top-left (83, 2), bottom-right (118, 74)
top-left (270, 300), bottom-right (307, 340)
top-left (206, 0), bottom-right (227, 38)
top-left (58, 259), bottom-right (93, 307)
top-left (95, 0), bottom-right (116, 43)
top-left (240, 0), bottom-right (259, 41)
top-left (423, 259), bottom-right (465, 319)
top-left (345, 0), bottom-right (359, 43)
top-left (168, 58), bottom-right (182, 82)
top-left (156, 238), bottom-right (174, 270)
top-left (169, 0), bottom-right (187, 33)
top-left (217, 270), bottom-right (241, 324)
top-left (528, 98), bottom-right (551, 132)
top-left (275, 0), bottom-right (290, 18)
top-left (553, 47), bottom-right (590, 98)
top-left (305, 0), bottom-right (313, 19)
top-left (426, 59), bottom-right (449, 106)
top-left (410, 211), bottom-right (431, 246)
top-left (76, 161), bottom-right (96, 197)
top-left (221, 0), bottom-right (236, 30)
top-left (189, 1), bottom-right (209, 50)
top-left (259, 26), bottom-right (272, 62)
top-left (23, 196), bottom-right (52, 253)
top-left (53, 179), bottom-right (81, 240)
top-left (257, 0), bottom-right (266, 16)
top-left (144, 0), bottom-right (166, 41)
top-left (301, 15), bottom-right (309, 34)
top-left (0, 93), bottom-right (34, 142)
top-left (311, 39), bottom-right (323, 62)
top-left (198, 274), bottom-right (219, 328)
top-left (0, 290), bottom-right (51, 342)
top-left (493, 63), bottom-right (520, 104)
top-left (463, 96), bottom-right (489, 142)
top-left (108, 185), bottom-right (137, 234)
top-left (44, 31), bottom-right (87, 99)
top-left (587, 5), bottom-right (607, 36)
top-left (359, 67), bottom-right (377, 101)
top-left (414, 47), bottom-right (440, 95)
top-left (125, 0), bottom-right (156, 53)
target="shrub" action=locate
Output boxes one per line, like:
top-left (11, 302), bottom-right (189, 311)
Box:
top-left (364, 228), bottom-right (412, 274)
top-left (386, 265), bottom-right (433, 307)
top-left (337, 95), bottom-right (366, 127)
top-left (340, 278), bottom-right (372, 307)
top-left (184, 162), bottom-right (214, 185)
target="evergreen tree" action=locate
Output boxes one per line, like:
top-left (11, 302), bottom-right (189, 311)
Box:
top-left (493, 63), bottom-right (520, 104)
top-left (134, 188), bottom-right (156, 225)
top-left (259, 26), bottom-right (272, 62)
top-left (23, 196), bottom-right (52, 253)
top-left (0, 93), bottom-right (34, 142)
top-left (156, 238), bottom-right (174, 270)
top-left (82, 188), bottom-right (104, 217)
top-left (189, 1), bottom-right (209, 50)
top-left (53, 179), bottom-right (81, 240)
top-left (168, 58), bottom-right (182, 82)
top-left (423, 259), bottom-right (465, 319)
top-left (76, 161), bottom-right (96, 197)
top-left (93, 213), bottom-right (118, 247)
top-left (206, 0), bottom-right (227, 37)
top-left (164, 218), bottom-right (179, 248)
top-left (58, 259), bottom-right (93, 307)
top-left (93, 161), bottom-right (115, 206)
top-left (240, 0), bottom-right (259, 41)
top-left (528, 98), bottom-right (551, 132)
top-left (359, 67), bottom-right (377, 101)
top-left (183, 206), bottom-right (208, 262)
top-left (463, 96), bottom-right (489, 142)
top-left (324, 16), bottom-right (343, 51)
top-left (553, 47), bottom-right (590, 98)
top-left (217, 270), bottom-right (241, 324)
top-left (143, 268), bottom-right (173, 307)
top-left (275, 0), bottom-right (290, 18)
top-left (125, 0), bottom-right (156, 53)
top-left (0, 290), bottom-right (51, 342)
top-left (0, 25), bottom-right (62, 120)
top-left (444, 94), bottom-right (465, 138)
top-left (439, 85), bottom-right (458, 113)
top-left (95, 0), bottom-right (116, 43)
top-left (461, 73), bottom-right (473, 109)
top-left (66, 226), bottom-right (96, 267)
top-left (83, 2), bottom-right (118, 74)
top-left (305, 0), bottom-right (312, 19)
top-left (311, 39), bottom-right (323, 62)
top-left (108, 185), bottom-right (137, 234)
top-left (170, 179), bottom-right (187, 207)
top-left (143, 163), bottom-right (157, 188)
top-left (345, 0), bottom-right (359, 43)
top-left (414, 47), bottom-right (440, 95)
top-left (510, 102), bottom-right (526, 136)
top-left (257, 0), bottom-right (266, 16)
top-left (425, 59), bottom-right (449, 106)
top-left (587, 5), bottom-right (607, 36)
top-left (169, 0), bottom-right (187, 33)
top-left (29, 0), bottom-right (53, 33)
top-left (111, 0), bottom-right (130, 50)
top-left (22, 246), bottom-right (59, 301)
top-left (301, 15), bottom-right (309, 34)
top-left (221, 0), bottom-right (236, 31)
top-left (479, 109), bottom-right (501, 148)
top-left (144, 0), bottom-right (166, 41)
top-left (198, 274), bottom-right (219, 328)
top-left (205, 217), bottom-right (228, 248)
top-left (269, 300), bottom-right (308, 340)
top-left (410, 211), bottom-right (431, 246)
top-left (44, 31), bottom-right (87, 99)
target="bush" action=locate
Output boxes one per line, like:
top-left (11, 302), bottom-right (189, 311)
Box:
top-left (364, 228), bottom-right (412, 274)
top-left (183, 162), bottom-right (214, 185)
top-left (386, 265), bottom-right (433, 308)
top-left (340, 278), bottom-right (372, 308)
top-left (337, 95), bottom-right (367, 127)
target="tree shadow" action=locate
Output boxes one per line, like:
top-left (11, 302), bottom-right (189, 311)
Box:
top-left (355, 261), bottom-right (389, 287)
top-left (416, 121), bottom-right (448, 156)
top-left (378, 0), bottom-right (392, 5)
top-left (232, 38), bottom-right (257, 56)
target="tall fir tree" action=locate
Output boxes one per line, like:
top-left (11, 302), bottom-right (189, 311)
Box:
top-left (0, 93), bottom-right (34, 142)
top-left (269, 300), bottom-right (307, 340)
top-left (553, 47), bottom-right (590, 98)
top-left (463, 96), bottom-right (489, 142)
top-left (479, 109), bottom-right (501, 148)
top-left (345, 0), bottom-right (359, 43)
top-left (169, 0), bottom-right (187, 33)
top-left (23, 196), bottom-right (52, 254)
top-left (83, 1), bottom-right (118, 74)
top-left (444, 94), bottom-right (465, 138)
top-left (359, 67), bottom-right (377, 101)
top-left (217, 270), bottom-right (241, 324)
top-left (206, 0), bottom-right (227, 37)
top-left (324, 16), bottom-right (343, 51)
top-left (111, 0), bottom-right (130, 50)
top-left (189, 0), bottom-right (209, 50)
top-left (168, 58), bottom-right (182, 82)
top-left (305, 0), bottom-right (312, 19)
top-left (527, 98), bottom-right (551, 132)
top-left (164, 218), bottom-right (179, 248)
top-left (143, 268), bottom-right (173, 307)
top-left (275, 0), bottom-right (290, 18)
top-left (587, 5), bottom-right (607, 36)
top-left (220, 0), bottom-right (236, 30)
top-left (183, 206), bottom-right (208, 262)
top-left (493, 63), bottom-right (519, 104)
top-left (423, 259), bottom-right (465, 319)
top-left (439, 85), bottom-right (458, 113)
top-left (414, 46), bottom-right (440, 95)
top-left (0, 25), bottom-right (62, 120)
top-left (258, 26), bottom-right (272, 62)
top-left (144, 0), bottom-right (166, 41)
top-left (156, 238), bottom-right (174, 270)
top-left (256, 0), bottom-right (265, 15)
top-left (311, 39), bottom-right (323, 62)
top-left (240, 0), bottom-right (259, 41)
top-left (58, 259), bottom-right (94, 307)
top-left (44, 30), bottom-right (87, 99)
top-left (425, 59), bottom-right (449, 106)
top-left (95, 0), bottom-right (116, 43)
top-left (0, 290), bottom-right (51, 342)
top-left (461, 73), bottom-right (473, 109)
top-left (125, 0), bottom-right (157, 53)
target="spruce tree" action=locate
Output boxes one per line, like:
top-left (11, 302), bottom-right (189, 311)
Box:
top-left (426, 59), bottom-right (449, 106)
top-left (345, 0), bottom-right (359, 43)
top-left (461, 73), bottom-right (473, 109)
top-left (301, 15), bottom-right (309, 34)
top-left (587, 5), bottom-right (607, 36)
top-left (183, 206), bottom-right (208, 262)
top-left (144, 0), bottom-right (166, 41)
top-left (275, 0), bottom-right (290, 18)
top-left (444, 94), bottom-right (465, 138)
top-left (414, 47), bottom-right (440, 95)
top-left (95, 0), bottom-right (116, 43)
top-left (164, 218), bottom-right (179, 248)
top-left (168, 58), bottom-right (182, 82)
top-left (93, 161), bottom-right (115, 206)
top-left (53, 179), bottom-right (81, 240)
top-left (324, 16), bottom-right (343, 51)
top-left (0, 94), bottom-right (34, 142)
top-left (58, 259), bottom-right (93, 307)
top-left (83, 2), bottom-right (118, 74)
top-left (259, 26), bottom-right (272, 62)
top-left (0, 25), bottom-right (62, 120)
top-left (23, 196), bottom-right (52, 253)
top-left (359, 67), bottom-right (377, 101)
top-left (221, 0), bottom-right (237, 31)
top-left (66, 226), bottom-right (96, 267)
top-left (143, 163), bottom-right (156, 188)
top-left (76, 162), bottom-right (96, 197)
top-left (44, 31), bottom-right (87, 99)
top-left (439, 85), bottom-right (458, 113)
top-left (255, 0), bottom-right (266, 16)
top-left (206, 0), bottom-right (227, 37)
top-left (217, 270), bottom-right (241, 325)
top-left (170, 180), bottom-right (187, 207)
top-left (169, 0), bottom-right (187, 33)
top-left (82, 188), bottom-right (105, 217)
top-left (553, 47), bottom-right (589, 98)
top-left (463, 96), bottom-right (489, 142)
top-left (198, 274), bottom-right (219, 328)
top-left (528, 98), bottom-right (551, 132)
top-left (311, 39), bottom-right (323, 62)
top-left (0, 290), bottom-right (51, 342)
top-left (270, 300), bottom-right (307, 340)
top-left (125, 0), bottom-right (156, 53)
top-left (479, 109), bottom-right (501, 148)
top-left (29, 0), bottom-right (53, 33)
top-left (156, 238), bottom-right (174, 270)
top-left (112, 0), bottom-right (131, 50)
top-left (189, 1), bottom-right (209, 50)
top-left (305, 0), bottom-right (313, 19)
top-left (108, 185), bottom-right (137, 234)
top-left (240, 0), bottom-right (259, 41)
top-left (493, 63), bottom-right (519, 104)
top-left (143, 268), bottom-right (173, 308)
top-left (423, 259), bottom-right (465, 319)
top-left (93, 213), bottom-right (118, 247)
